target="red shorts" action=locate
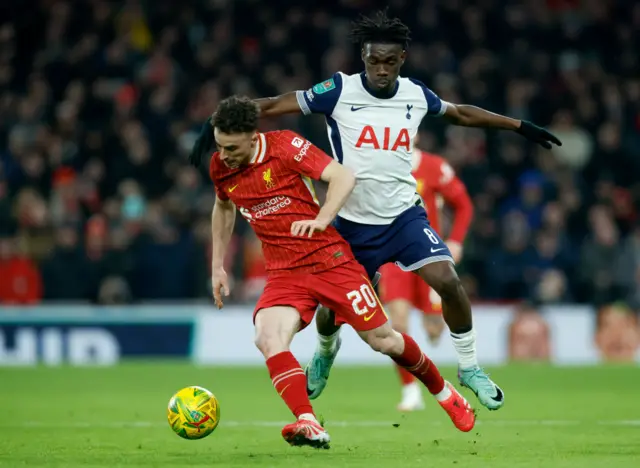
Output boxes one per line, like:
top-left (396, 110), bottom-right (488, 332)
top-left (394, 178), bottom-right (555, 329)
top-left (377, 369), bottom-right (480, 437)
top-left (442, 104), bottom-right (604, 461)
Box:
top-left (254, 260), bottom-right (388, 331)
top-left (378, 263), bottom-right (442, 315)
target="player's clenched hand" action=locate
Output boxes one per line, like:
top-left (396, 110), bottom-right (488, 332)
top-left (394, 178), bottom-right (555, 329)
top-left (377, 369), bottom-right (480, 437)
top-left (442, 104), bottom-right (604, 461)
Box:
top-left (291, 218), bottom-right (330, 238)
top-left (515, 120), bottom-right (562, 149)
top-left (211, 267), bottom-right (230, 309)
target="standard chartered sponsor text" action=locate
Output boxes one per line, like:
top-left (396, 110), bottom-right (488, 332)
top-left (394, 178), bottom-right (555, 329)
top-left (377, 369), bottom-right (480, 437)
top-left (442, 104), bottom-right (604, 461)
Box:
top-left (252, 196), bottom-right (291, 218)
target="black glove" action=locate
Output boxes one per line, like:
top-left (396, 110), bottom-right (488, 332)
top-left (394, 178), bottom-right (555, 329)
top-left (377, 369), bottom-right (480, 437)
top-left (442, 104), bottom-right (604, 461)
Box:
top-left (516, 120), bottom-right (562, 149)
top-left (188, 117), bottom-right (214, 167)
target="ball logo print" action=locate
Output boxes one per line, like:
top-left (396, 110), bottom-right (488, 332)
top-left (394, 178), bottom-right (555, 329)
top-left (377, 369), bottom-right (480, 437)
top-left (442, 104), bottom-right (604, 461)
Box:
top-left (167, 386), bottom-right (220, 440)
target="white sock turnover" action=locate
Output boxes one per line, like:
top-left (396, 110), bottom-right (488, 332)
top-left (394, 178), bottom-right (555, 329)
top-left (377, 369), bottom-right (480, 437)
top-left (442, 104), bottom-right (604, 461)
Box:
top-left (434, 383), bottom-right (452, 402)
top-left (317, 329), bottom-right (340, 356)
top-left (450, 328), bottom-right (478, 369)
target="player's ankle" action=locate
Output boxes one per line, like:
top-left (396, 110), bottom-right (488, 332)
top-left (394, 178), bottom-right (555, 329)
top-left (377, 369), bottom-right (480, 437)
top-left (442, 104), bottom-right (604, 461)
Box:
top-left (450, 328), bottom-right (478, 369)
top-left (434, 382), bottom-right (452, 402)
top-left (317, 329), bottom-right (340, 355)
top-left (298, 413), bottom-right (318, 424)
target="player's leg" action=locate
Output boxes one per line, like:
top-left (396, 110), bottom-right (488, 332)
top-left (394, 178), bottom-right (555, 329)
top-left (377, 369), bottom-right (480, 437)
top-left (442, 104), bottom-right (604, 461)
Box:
top-left (421, 285), bottom-right (446, 345)
top-left (389, 299), bottom-right (425, 411)
top-left (254, 282), bottom-right (330, 448)
top-left (304, 217), bottom-right (383, 400)
top-left (415, 252), bottom-right (504, 411)
top-left (422, 290), bottom-right (446, 344)
top-left (379, 264), bottom-right (424, 411)
top-left (312, 261), bottom-right (475, 432)
top-left (393, 206), bottom-right (505, 411)
top-left (357, 322), bottom-right (474, 432)
top-left (305, 305), bottom-right (342, 399)
top-left (305, 271), bottom-right (381, 399)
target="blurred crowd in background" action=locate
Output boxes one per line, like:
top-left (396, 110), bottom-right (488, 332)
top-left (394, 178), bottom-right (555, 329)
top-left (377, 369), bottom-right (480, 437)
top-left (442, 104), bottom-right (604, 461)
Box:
top-left (0, 0), bottom-right (639, 309)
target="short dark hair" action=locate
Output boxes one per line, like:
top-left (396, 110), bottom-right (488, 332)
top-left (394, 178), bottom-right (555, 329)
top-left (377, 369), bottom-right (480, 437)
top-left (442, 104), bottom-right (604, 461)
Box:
top-left (349, 9), bottom-right (411, 49)
top-left (211, 96), bottom-right (259, 134)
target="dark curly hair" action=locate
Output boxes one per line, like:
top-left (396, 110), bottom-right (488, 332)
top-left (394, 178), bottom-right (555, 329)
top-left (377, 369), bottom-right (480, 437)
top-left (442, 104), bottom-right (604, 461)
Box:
top-left (211, 96), bottom-right (259, 134)
top-left (349, 9), bottom-right (411, 49)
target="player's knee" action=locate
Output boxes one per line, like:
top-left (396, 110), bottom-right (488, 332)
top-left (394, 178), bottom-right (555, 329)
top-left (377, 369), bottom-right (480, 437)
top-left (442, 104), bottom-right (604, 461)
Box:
top-left (361, 325), bottom-right (404, 356)
top-left (391, 321), bottom-right (409, 335)
top-left (254, 329), bottom-right (288, 359)
top-left (428, 265), bottom-right (462, 300)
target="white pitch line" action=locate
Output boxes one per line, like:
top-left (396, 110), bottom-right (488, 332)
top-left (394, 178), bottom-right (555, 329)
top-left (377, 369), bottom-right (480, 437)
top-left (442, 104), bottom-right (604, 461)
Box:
top-left (4, 420), bottom-right (640, 429)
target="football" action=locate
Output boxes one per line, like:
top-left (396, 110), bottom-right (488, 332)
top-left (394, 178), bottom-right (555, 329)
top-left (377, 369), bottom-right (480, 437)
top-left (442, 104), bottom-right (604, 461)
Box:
top-left (167, 386), bottom-right (221, 440)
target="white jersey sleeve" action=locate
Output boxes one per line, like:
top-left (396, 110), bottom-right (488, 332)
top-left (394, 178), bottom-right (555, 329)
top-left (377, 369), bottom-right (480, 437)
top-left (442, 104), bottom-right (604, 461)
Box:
top-left (295, 73), bottom-right (344, 116)
top-left (407, 78), bottom-right (448, 116)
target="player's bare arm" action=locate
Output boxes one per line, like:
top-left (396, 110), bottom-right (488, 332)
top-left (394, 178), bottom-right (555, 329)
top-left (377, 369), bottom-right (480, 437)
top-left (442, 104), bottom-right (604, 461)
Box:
top-left (442, 104), bottom-right (562, 149)
top-left (211, 196), bottom-right (236, 308)
top-left (255, 92), bottom-right (302, 117)
top-left (291, 161), bottom-right (356, 238)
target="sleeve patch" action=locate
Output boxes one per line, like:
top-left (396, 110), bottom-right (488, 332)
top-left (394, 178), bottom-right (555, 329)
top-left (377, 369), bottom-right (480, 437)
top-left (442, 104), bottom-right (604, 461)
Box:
top-left (312, 78), bottom-right (336, 94)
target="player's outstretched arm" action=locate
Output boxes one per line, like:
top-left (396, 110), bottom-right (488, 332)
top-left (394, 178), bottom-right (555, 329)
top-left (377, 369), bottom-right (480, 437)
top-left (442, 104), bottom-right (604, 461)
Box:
top-left (255, 92), bottom-right (303, 117)
top-left (291, 161), bottom-right (356, 238)
top-left (442, 104), bottom-right (562, 149)
top-left (211, 196), bottom-right (236, 308)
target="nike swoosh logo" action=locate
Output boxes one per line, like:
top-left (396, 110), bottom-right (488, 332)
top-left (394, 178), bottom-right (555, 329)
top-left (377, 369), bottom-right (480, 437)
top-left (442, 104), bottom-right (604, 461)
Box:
top-left (228, 184), bottom-right (238, 192)
top-left (363, 311), bottom-right (376, 321)
top-left (278, 384), bottom-right (291, 396)
top-left (431, 248), bottom-right (446, 253)
top-left (351, 106), bottom-right (371, 111)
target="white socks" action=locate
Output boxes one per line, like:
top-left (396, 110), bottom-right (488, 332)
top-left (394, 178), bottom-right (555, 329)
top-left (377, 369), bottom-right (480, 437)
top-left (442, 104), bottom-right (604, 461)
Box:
top-left (317, 329), bottom-right (340, 356)
top-left (298, 413), bottom-right (319, 424)
top-left (402, 381), bottom-right (452, 403)
top-left (450, 329), bottom-right (478, 370)
top-left (434, 383), bottom-right (452, 402)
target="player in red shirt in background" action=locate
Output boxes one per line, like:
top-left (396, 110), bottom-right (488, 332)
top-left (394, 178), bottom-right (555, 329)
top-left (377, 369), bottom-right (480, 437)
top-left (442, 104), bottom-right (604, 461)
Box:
top-left (204, 96), bottom-right (475, 448)
top-left (379, 138), bottom-right (473, 411)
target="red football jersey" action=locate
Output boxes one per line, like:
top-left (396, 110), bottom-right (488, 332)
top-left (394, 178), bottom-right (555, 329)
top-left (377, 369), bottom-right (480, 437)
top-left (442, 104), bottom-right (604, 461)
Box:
top-left (210, 130), bottom-right (354, 275)
top-left (413, 150), bottom-right (473, 243)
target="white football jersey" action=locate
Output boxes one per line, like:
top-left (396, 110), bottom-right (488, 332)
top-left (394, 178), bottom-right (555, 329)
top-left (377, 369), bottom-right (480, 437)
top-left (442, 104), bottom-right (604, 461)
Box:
top-left (295, 72), bottom-right (448, 225)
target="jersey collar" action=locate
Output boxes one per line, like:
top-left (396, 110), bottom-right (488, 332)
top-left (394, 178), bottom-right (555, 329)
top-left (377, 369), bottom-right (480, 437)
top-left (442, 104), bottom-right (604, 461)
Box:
top-left (249, 133), bottom-right (267, 164)
top-left (359, 72), bottom-right (399, 99)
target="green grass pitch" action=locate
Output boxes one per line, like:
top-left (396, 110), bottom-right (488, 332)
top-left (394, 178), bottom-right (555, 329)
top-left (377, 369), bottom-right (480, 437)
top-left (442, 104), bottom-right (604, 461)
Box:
top-left (0, 363), bottom-right (638, 467)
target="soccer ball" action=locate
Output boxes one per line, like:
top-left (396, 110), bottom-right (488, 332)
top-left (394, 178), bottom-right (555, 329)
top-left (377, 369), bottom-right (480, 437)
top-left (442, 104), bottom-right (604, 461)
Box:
top-left (167, 386), bottom-right (220, 440)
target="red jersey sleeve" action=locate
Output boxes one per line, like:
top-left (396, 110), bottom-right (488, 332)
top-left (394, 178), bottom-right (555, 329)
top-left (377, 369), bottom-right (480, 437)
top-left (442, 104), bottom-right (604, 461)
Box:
top-left (433, 157), bottom-right (474, 243)
top-left (276, 130), bottom-right (333, 180)
top-left (209, 152), bottom-right (229, 201)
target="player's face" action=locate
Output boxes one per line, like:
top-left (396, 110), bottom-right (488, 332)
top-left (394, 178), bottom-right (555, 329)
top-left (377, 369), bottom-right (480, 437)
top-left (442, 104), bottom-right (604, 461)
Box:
top-left (362, 43), bottom-right (405, 92)
top-left (214, 129), bottom-right (257, 169)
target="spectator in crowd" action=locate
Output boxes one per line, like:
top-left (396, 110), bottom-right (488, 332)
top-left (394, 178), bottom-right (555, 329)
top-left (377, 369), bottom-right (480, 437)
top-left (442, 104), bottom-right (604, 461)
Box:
top-left (0, 229), bottom-right (42, 304)
top-left (508, 302), bottom-right (551, 363)
top-left (595, 303), bottom-right (640, 362)
top-left (0, 0), bottom-right (638, 311)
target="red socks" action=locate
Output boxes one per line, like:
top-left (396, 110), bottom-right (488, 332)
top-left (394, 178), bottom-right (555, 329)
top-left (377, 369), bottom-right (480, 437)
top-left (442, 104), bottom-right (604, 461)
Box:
top-left (396, 364), bottom-right (416, 386)
top-left (266, 351), bottom-right (314, 418)
top-left (392, 333), bottom-right (445, 395)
